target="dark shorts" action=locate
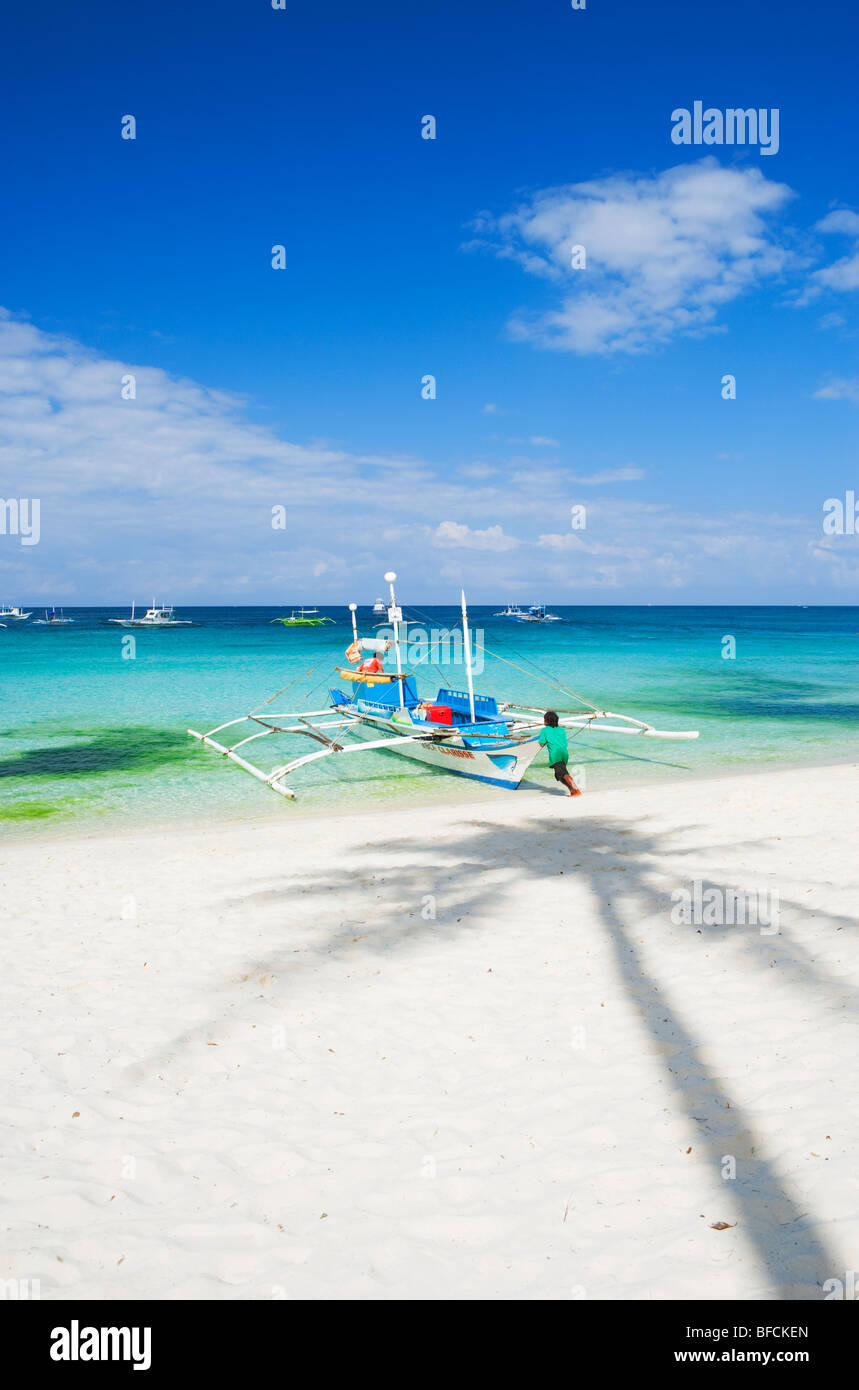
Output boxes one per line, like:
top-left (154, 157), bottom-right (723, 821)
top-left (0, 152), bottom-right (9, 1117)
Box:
top-left (552, 760), bottom-right (569, 781)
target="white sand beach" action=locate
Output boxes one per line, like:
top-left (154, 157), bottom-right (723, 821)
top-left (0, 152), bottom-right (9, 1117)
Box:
top-left (2, 762), bottom-right (858, 1301)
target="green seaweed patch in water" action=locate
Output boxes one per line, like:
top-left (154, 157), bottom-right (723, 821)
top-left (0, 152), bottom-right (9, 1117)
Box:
top-left (1, 799), bottom-right (66, 821)
top-left (0, 726), bottom-right (194, 782)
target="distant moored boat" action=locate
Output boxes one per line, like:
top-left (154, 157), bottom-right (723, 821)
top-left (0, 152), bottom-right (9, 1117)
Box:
top-left (108, 601), bottom-right (193, 628)
top-left (33, 607), bottom-right (74, 625)
top-left (271, 607), bottom-right (336, 628)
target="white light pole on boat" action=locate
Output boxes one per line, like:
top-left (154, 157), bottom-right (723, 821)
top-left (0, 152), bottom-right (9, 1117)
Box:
top-left (349, 602), bottom-right (358, 646)
top-left (384, 570), bottom-right (404, 709)
top-left (461, 589), bottom-right (476, 723)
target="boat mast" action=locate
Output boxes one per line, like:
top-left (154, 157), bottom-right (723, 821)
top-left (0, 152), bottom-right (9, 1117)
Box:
top-left (461, 589), bottom-right (476, 723)
top-left (349, 602), bottom-right (358, 644)
top-left (384, 570), bottom-right (404, 709)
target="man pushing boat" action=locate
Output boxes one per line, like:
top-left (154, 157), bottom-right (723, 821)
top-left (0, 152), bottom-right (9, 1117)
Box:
top-left (539, 711), bottom-right (582, 797)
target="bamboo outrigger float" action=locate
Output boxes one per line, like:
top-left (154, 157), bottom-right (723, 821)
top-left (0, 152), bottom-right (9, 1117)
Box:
top-left (188, 572), bottom-right (699, 799)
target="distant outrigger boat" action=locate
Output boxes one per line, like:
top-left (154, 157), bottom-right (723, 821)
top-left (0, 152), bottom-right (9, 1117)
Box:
top-left (494, 604), bottom-right (525, 618)
top-left (33, 607), bottom-right (74, 625)
top-left (271, 608), bottom-right (335, 627)
top-left (189, 572), bottom-right (699, 799)
top-left (511, 604), bottom-right (562, 623)
top-left (108, 602), bottom-right (193, 628)
top-left (372, 597), bottom-right (387, 615)
top-left (0, 604), bottom-right (32, 621)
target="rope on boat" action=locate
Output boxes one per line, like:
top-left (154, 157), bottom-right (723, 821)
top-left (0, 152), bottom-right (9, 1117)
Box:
top-left (248, 665), bottom-right (322, 716)
top-left (398, 600), bottom-right (601, 714)
top-left (472, 639), bottom-right (600, 714)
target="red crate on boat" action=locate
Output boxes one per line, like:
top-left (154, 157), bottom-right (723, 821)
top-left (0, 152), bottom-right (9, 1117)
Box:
top-left (424, 703), bottom-right (452, 725)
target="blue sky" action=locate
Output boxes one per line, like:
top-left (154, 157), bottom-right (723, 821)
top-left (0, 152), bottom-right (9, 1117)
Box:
top-left (1, 0), bottom-right (857, 603)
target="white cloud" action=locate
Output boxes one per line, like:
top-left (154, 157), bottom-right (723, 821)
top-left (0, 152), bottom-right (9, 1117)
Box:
top-left (809, 254), bottom-right (859, 296)
top-left (814, 378), bottom-right (859, 403)
top-left (0, 309), bottom-right (512, 598)
top-left (0, 309), bottom-right (850, 603)
top-left (430, 520), bottom-right (520, 551)
top-left (799, 208), bottom-right (859, 302)
top-left (470, 159), bottom-right (795, 354)
top-left (537, 532), bottom-right (590, 552)
top-left (569, 466), bottom-right (644, 484)
top-left (459, 463), bottom-right (496, 480)
top-left (815, 210), bottom-right (859, 236)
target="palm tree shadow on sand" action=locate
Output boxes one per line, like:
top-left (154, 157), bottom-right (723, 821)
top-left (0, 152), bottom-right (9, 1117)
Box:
top-left (133, 806), bottom-right (853, 1298)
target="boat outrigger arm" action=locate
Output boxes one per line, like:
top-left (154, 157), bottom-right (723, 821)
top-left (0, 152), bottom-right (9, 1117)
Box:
top-left (498, 704), bottom-right (700, 740)
top-left (183, 711), bottom-right (444, 800)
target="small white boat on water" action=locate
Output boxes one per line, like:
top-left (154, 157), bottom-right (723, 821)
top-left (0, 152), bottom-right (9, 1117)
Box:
top-left (494, 604), bottom-right (526, 618)
top-left (0, 604), bottom-right (32, 621)
top-left (511, 604), bottom-right (562, 623)
top-left (33, 607), bottom-right (75, 625)
top-left (372, 597), bottom-right (387, 615)
top-left (189, 571), bottom-right (699, 799)
top-left (108, 602), bottom-right (193, 628)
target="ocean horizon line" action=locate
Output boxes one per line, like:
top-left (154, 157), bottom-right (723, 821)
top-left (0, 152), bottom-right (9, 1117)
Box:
top-left (5, 601), bottom-right (859, 611)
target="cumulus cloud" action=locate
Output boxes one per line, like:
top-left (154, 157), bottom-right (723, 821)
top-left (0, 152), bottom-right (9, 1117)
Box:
top-left (796, 209), bottom-right (859, 303)
top-left (816, 210), bottom-right (859, 236)
top-left (468, 159), bottom-right (795, 353)
top-left (814, 378), bottom-right (859, 403)
top-left (430, 520), bottom-right (520, 551)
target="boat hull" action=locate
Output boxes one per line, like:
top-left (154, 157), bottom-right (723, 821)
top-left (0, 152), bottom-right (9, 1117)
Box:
top-left (341, 710), bottom-right (541, 788)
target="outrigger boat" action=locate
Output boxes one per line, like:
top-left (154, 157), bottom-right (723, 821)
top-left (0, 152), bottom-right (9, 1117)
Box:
top-left (108, 602), bottom-right (193, 628)
top-left (272, 608), bottom-right (336, 627)
top-left (188, 572), bottom-right (699, 800)
top-left (511, 604), bottom-right (562, 623)
top-left (494, 603), bottom-right (526, 618)
top-left (33, 607), bottom-right (74, 625)
top-left (0, 604), bottom-right (32, 621)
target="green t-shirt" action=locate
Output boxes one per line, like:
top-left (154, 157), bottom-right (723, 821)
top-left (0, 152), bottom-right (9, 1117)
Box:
top-left (538, 725), bottom-right (568, 765)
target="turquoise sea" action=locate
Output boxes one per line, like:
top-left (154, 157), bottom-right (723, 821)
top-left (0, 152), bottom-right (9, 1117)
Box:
top-left (1, 606), bottom-right (857, 838)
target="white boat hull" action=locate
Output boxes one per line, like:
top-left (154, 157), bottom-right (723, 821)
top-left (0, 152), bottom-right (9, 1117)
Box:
top-left (341, 710), bottom-right (541, 787)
